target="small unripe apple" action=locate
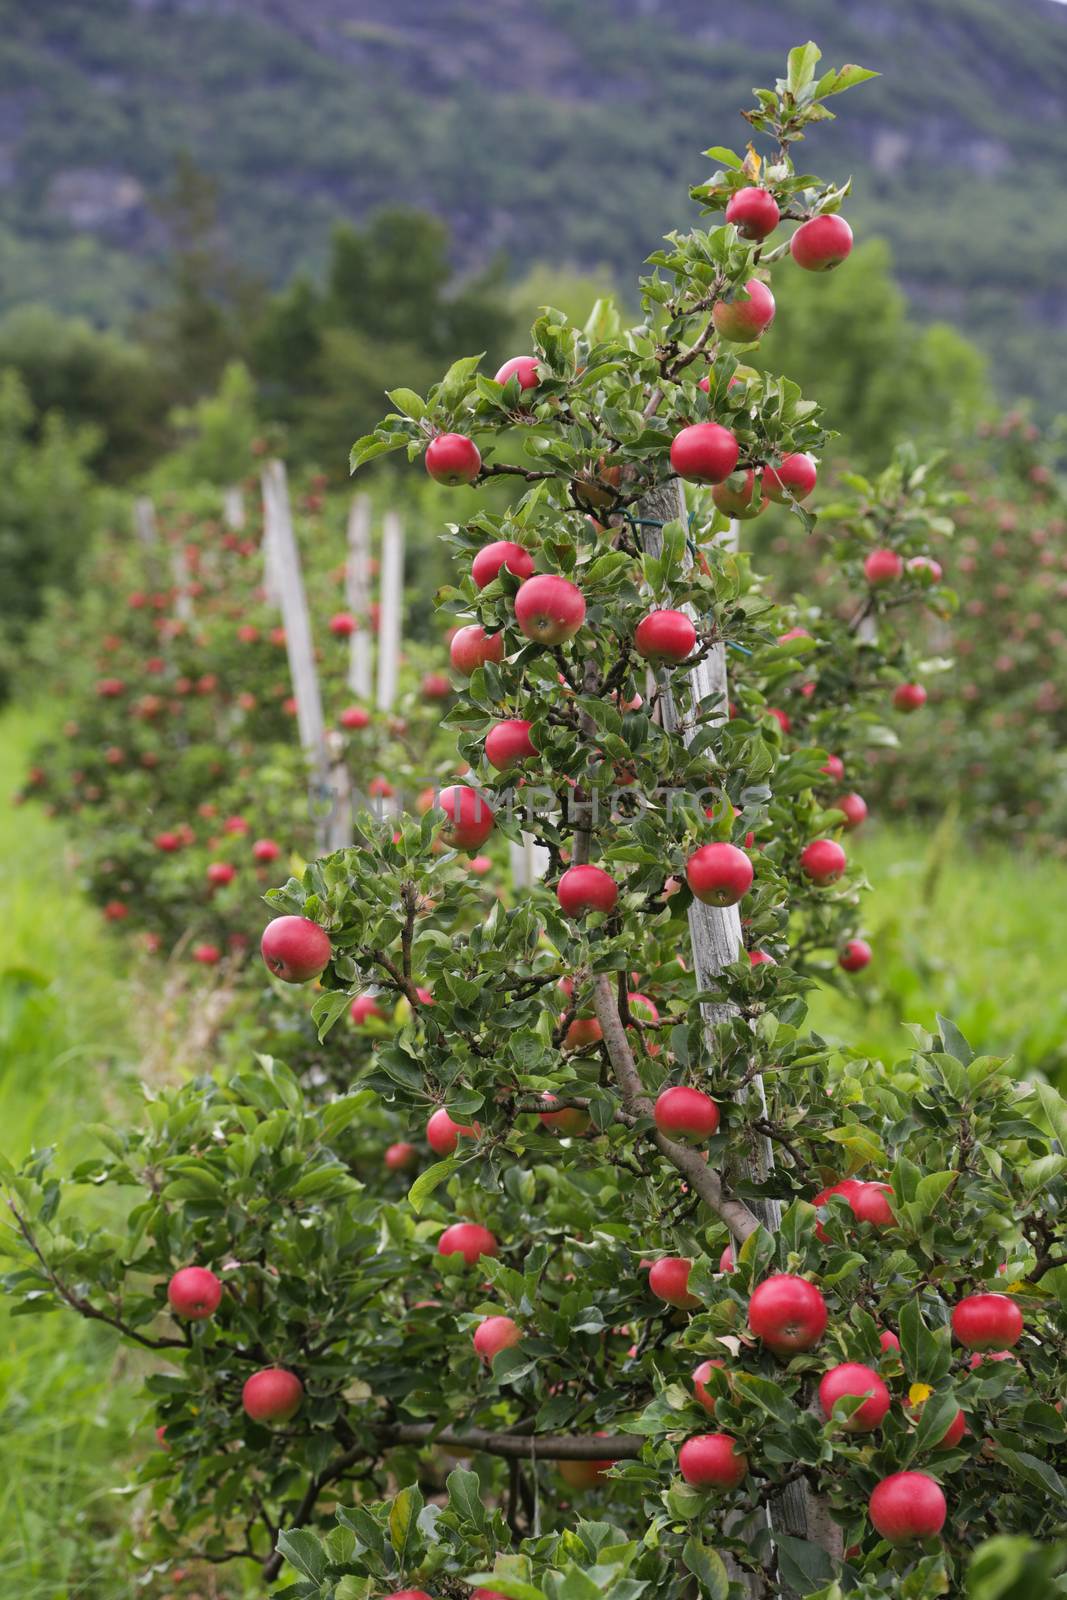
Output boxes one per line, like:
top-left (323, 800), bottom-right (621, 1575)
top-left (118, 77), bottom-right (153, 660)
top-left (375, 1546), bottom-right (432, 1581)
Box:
top-left (692, 1357), bottom-right (727, 1410)
top-left (819, 1362), bottom-right (890, 1431)
top-left (437, 1222), bottom-right (499, 1264)
top-left (384, 1141), bottom-right (417, 1171)
top-left (725, 186), bottom-right (779, 240)
top-left (678, 1433), bottom-right (748, 1490)
top-left (450, 624), bottom-right (505, 676)
top-left (557, 864), bottom-right (618, 917)
top-left (425, 433), bottom-right (481, 485)
top-left (207, 861), bottom-right (236, 887)
top-left (260, 916), bottom-right (331, 982)
top-left (893, 682), bottom-right (927, 712)
top-left (654, 1085), bottom-right (719, 1142)
top-left (800, 839), bottom-right (847, 885)
top-left (471, 540), bottom-right (535, 589)
top-left (167, 1266), bottom-right (222, 1320)
top-left (839, 938), bottom-right (872, 972)
top-left (835, 792), bottom-right (868, 830)
top-left (712, 278), bottom-right (775, 343)
top-left (474, 1315), bottom-right (522, 1360)
top-left (649, 1256), bottom-right (701, 1310)
top-left (328, 611), bottom-right (357, 636)
top-left (712, 468), bottom-right (766, 520)
top-left (438, 785), bottom-right (495, 850)
top-left (864, 548), bottom-right (904, 585)
top-left (634, 609), bottom-right (697, 663)
top-left (670, 423), bottom-right (739, 485)
top-left (748, 1274), bottom-right (827, 1353)
top-left (868, 1471), bottom-right (946, 1544)
top-left (514, 574), bottom-right (586, 644)
top-left (242, 1367), bottom-right (303, 1423)
top-left (485, 719), bottom-right (537, 770)
top-left (686, 842), bottom-right (753, 907)
top-left (790, 213), bottom-right (854, 271)
top-left (494, 355), bottom-right (540, 390)
top-left (538, 1095), bottom-right (592, 1136)
top-left (763, 452), bottom-right (817, 503)
top-left (908, 554), bottom-right (944, 583)
top-left (950, 1293), bottom-right (1023, 1351)
top-left (426, 1108), bottom-right (479, 1156)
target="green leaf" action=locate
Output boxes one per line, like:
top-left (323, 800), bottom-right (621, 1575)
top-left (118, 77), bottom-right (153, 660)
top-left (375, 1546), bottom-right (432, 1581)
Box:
top-left (350, 432), bottom-right (408, 473)
top-left (701, 146), bottom-right (743, 170)
top-left (311, 988), bottom-right (352, 1042)
top-left (446, 1466), bottom-right (488, 1531)
top-left (389, 1483), bottom-right (424, 1567)
top-left (408, 1158), bottom-right (458, 1214)
top-left (936, 1015), bottom-right (974, 1065)
top-left (786, 42), bottom-right (822, 96)
top-left (385, 387), bottom-right (425, 421)
top-left (275, 1528), bottom-right (327, 1583)
top-left (994, 1447), bottom-right (1067, 1503)
top-left (814, 63), bottom-right (879, 100)
top-left (466, 1579), bottom-right (545, 1600)
top-left (775, 1534), bottom-right (836, 1593)
top-left (683, 1536), bottom-right (730, 1599)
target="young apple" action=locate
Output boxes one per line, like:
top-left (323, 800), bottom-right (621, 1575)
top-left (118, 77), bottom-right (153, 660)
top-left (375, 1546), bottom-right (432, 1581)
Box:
top-left (686, 842), bottom-right (753, 906)
top-left (648, 1256), bottom-right (701, 1310)
top-left (557, 864), bottom-right (618, 917)
top-left (818, 1362), bottom-right (891, 1431)
top-left (747, 1274), bottom-right (827, 1352)
top-left (763, 452), bottom-right (818, 503)
top-left (790, 213), bottom-right (854, 271)
top-left (471, 540), bottom-right (535, 589)
top-left (260, 916), bottom-right (332, 982)
top-left (634, 609), bottom-right (697, 663)
top-left (167, 1266), bottom-right (222, 1320)
top-left (242, 1368), bottom-right (304, 1423)
top-left (425, 433), bottom-right (481, 485)
top-left (678, 1433), bottom-right (748, 1489)
top-left (670, 423), bottom-right (739, 485)
top-left (514, 574), bottom-right (586, 644)
top-left (868, 1472), bottom-right (946, 1544)
top-left (725, 186), bottom-right (780, 240)
top-left (654, 1086), bottom-right (720, 1141)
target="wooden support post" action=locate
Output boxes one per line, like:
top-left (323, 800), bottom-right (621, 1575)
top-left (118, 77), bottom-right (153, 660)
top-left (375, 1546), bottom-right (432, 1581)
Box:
top-left (375, 511), bottom-right (404, 713)
top-left (170, 544), bottom-right (195, 623)
top-left (133, 496), bottom-right (163, 589)
top-left (346, 495), bottom-right (374, 701)
top-left (261, 460), bottom-right (351, 854)
top-left (222, 485), bottom-right (246, 531)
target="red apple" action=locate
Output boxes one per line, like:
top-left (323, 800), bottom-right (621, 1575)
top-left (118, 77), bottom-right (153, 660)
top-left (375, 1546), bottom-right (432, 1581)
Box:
top-left (634, 609), bottom-right (696, 664)
top-left (864, 548), bottom-right (904, 585)
top-left (649, 1257), bottom-right (700, 1310)
top-left (748, 1274), bottom-right (827, 1353)
top-left (654, 1086), bottom-right (720, 1142)
top-left (192, 943), bottom-right (221, 965)
top-left (252, 838), bottom-right (281, 863)
top-left (893, 682), bottom-right (927, 712)
top-left (207, 862), bottom-right (236, 887)
top-left (350, 993), bottom-right (384, 1026)
top-left (437, 1222), bottom-right (499, 1265)
top-left (839, 938), bottom-right (872, 972)
top-left (821, 754), bottom-right (845, 782)
top-left (790, 213), bottom-right (854, 271)
top-left (154, 831), bottom-right (182, 853)
top-left (328, 611), bottom-right (357, 636)
top-left (514, 574), bottom-right (586, 644)
top-left (693, 1358), bottom-right (727, 1410)
top-left (538, 1095), bottom-right (592, 1136)
top-left (712, 469), bottom-right (766, 520)
top-left (450, 624), bottom-right (505, 676)
top-left (473, 1315), bottom-right (522, 1360)
top-left (763, 452), bottom-right (818, 504)
top-left (800, 839), bottom-right (847, 885)
top-left (422, 672), bottom-right (452, 701)
top-left (104, 901), bottom-right (129, 922)
top-left (485, 719), bottom-right (537, 770)
top-left (557, 864), bottom-right (618, 917)
top-left (905, 1393), bottom-right (966, 1450)
top-left (670, 423), bottom-right (739, 485)
top-left (748, 950), bottom-right (776, 967)
top-left (558, 1440), bottom-right (616, 1489)
top-left (384, 1141), bottom-right (417, 1171)
top-left (225, 816), bottom-right (249, 835)
top-left (340, 705), bottom-right (371, 730)
top-left (819, 1362), bottom-right (890, 1431)
top-left (686, 842), bottom-right (753, 906)
top-left (494, 355), bottom-right (540, 390)
top-left (438, 785), bottom-right (495, 850)
top-left (950, 1293), bottom-right (1023, 1351)
top-left (719, 1245), bottom-right (734, 1273)
top-left (471, 540), bottom-right (536, 589)
top-left (425, 433), bottom-right (481, 485)
top-left (880, 1329), bottom-right (901, 1354)
top-left (242, 1368), bottom-right (303, 1423)
top-left (868, 1472), bottom-right (946, 1544)
top-left (383, 1592), bottom-right (433, 1600)
top-left (712, 278), bottom-right (775, 343)
top-left (678, 1433), bottom-right (748, 1490)
top-left (725, 186), bottom-right (779, 240)
top-left (835, 792), bottom-right (868, 830)
top-left (908, 554), bottom-right (944, 583)
top-left (426, 1108), bottom-right (479, 1156)
top-left (565, 1014), bottom-right (602, 1050)
top-left (167, 1266), bottom-right (222, 1320)
top-left (851, 1182), bottom-right (895, 1225)
top-left (260, 916), bottom-right (332, 983)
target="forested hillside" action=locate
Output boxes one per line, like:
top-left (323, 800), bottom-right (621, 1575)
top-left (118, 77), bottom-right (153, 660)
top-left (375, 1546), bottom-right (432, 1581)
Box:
top-left (2, 0), bottom-right (1065, 405)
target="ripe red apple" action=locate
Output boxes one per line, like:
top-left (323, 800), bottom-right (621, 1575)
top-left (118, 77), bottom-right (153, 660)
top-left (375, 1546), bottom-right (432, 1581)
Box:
top-left (839, 938), bottom-right (872, 972)
top-left (450, 624), bottom-right (505, 676)
top-left (712, 469), bottom-right (766, 520)
top-left (438, 785), bottom-right (495, 850)
top-left (868, 1472), bottom-right (946, 1544)
top-left (835, 792), bottom-right (868, 830)
top-left (382, 1592), bottom-right (433, 1600)
top-left (748, 1274), bottom-right (827, 1353)
top-left (514, 574), bottom-right (586, 644)
top-left (719, 1245), bottom-right (734, 1273)
top-left (864, 548), bottom-right (904, 585)
top-left (908, 554), bottom-right (944, 583)
top-left (192, 943), bottom-right (221, 966)
top-left (725, 186), bottom-right (779, 240)
top-left (557, 864), bottom-right (618, 917)
top-left (494, 355), bottom-right (540, 390)
top-left (225, 815), bottom-right (249, 836)
top-left (686, 842), bottom-right (753, 906)
top-left (350, 993), bottom-right (384, 1026)
top-left (167, 1266), bottom-right (222, 1320)
top-left (950, 1293), bottom-right (1024, 1351)
top-left (329, 611), bottom-right (357, 636)
top-left (426, 1108), bottom-right (479, 1156)
top-left (800, 839), bottom-right (847, 885)
top-left (154, 831), bottom-right (182, 853)
top-left (565, 1015), bottom-right (602, 1049)
top-left (821, 754), bottom-right (845, 783)
top-left (207, 862), bottom-right (236, 887)
top-left (880, 1329), bottom-right (901, 1354)
top-left (851, 1181), bottom-right (894, 1225)
top-left (693, 1358), bottom-right (727, 1410)
top-left (654, 1086), bottom-right (720, 1142)
top-left (678, 1433), bottom-right (748, 1490)
top-left (558, 1440), bottom-right (616, 1489)
top-left (893, 682), bottom-right (927, 712)
top-left (649, 1256), bottom-right (700, 1310)
top-left (384, 1141), bottom-right (417, 1171)
top-left (712, 278), bottom-right (775, 343)
top-left (340, 705), bottom-right (371, 729)
top-left (905, 1393), bottom-right (966, 1450)
top-left (819, 1362), bottom-right (890, 1431)
top-left (425, 433), bottom-right (481, 485)
top-left (790, 213), bottom-right (854, 272)
top-left (421, 672), bottom-right (452, 701)
top-left (748, 950), bottom-right (775, 967)
top-left (252, 838), bottom-right (281, 863)
top-left (485, 719), bottom-right (537, 770)
top-left (437, 1222), bottom-right (499, 1265)
top-left (634, 609), bottom-right (697, 664)
top-left (260, 915), bottom-right (332, 982)
top-left (473, 1315), bottom-right (521, 1360)
top-left (104, 900), bottom-right (129, 922)
top-left (538, 1095), bottom-right (592, 1136)
top-left (763, 452), bottom-right (818, 504)
top-left (471, 540), bottom-right (535, 589)
top-left (242, 1368), bottom-right (303, 1423)
top-left (670, 423), bottom-right (739, 485)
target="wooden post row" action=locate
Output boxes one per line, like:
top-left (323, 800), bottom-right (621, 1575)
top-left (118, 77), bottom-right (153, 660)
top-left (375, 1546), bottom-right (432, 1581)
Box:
top-left (346, 495), bottom-right (374, 701)
top-left (375, 510), bottom-right (404, 714)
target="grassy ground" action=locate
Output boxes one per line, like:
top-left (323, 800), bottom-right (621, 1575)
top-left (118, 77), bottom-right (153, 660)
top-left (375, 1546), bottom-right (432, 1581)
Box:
top-left (0, 707), bottom-right (143, 1597)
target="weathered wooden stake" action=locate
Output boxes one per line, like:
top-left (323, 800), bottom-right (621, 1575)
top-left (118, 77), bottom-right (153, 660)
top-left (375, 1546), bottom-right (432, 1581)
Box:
top-left (133, 496), bottom-right (163, 589)
top-left (375, 511), bottom-right (404, 714)
top-left (346, 495), bottom-right (374, 701)
top-left (222, 485), bottom-right (246, 531)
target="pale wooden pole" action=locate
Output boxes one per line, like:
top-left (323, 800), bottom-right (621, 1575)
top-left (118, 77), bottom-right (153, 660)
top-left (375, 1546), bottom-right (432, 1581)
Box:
top-left (222, 485), bottom-right (246, 531)
top-left (346, 494), bottom-right (374, 700)
top-left (375, 511), bottom-right (404, 714)
top-left (133, 496), bottom-right (163, 590)
top-left (170, 544), bottom-right (195, 623)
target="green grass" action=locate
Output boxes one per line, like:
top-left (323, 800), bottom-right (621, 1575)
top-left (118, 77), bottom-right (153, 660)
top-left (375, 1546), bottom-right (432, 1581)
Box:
top-left (0, 706), bottom-right (143, 1597)
top-left (807, 816), bottom-right (1067, 1086)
